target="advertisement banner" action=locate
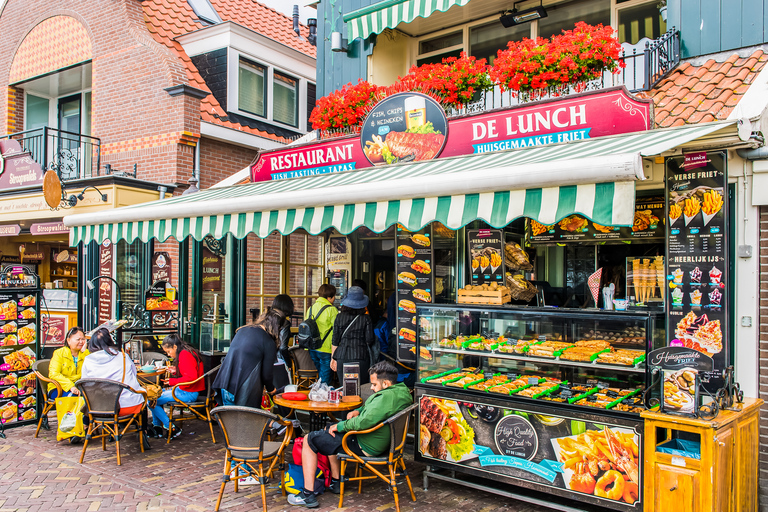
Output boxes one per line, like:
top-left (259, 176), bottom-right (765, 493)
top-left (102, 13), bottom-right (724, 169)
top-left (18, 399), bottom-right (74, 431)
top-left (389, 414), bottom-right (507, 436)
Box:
top-left (42, 315), bottom-right (68, 346)
top-left (0, 139), bottom-right (44, 190)
top-left (665, 152), bottom-right (728, 384)
top-left (251, 88), bottom-right (651, 182)
top-left (98, 240), bottom-right (113, 325)
top-left (418, 393), bottom-right (641, 509)
top-left (396, 225), bottom-right (433, 363)
top-left (467, 229), bottom-right (505, 286)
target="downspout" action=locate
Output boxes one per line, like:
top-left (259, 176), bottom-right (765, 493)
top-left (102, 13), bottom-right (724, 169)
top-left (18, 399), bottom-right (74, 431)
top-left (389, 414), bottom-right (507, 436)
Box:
top-left (736, 147), bottom-right (768, 160)
top-left (194, 137), bottom-right (201, 182)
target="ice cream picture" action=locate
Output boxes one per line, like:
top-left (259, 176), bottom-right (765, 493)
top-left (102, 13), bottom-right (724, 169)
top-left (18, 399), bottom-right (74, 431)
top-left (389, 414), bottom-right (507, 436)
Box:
top-left (674, 311), bottom-right (723, 355)
top-left (708, 288), bottom-right (722, 306)
top-left (672, 287), bottom-right (684, 305)
top-left (690, 289), bottom-right (702, 305)
top-left (690, 266), bottom-right (702, 284)
top-left (672, 268), bottom-right (684, 284)
top-left (709, 265), bottom-right (722, 285)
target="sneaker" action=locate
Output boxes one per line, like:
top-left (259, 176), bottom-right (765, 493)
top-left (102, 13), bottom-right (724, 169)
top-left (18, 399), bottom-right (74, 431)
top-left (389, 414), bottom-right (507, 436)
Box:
top-left (68, 436), bottom-right (83, 445)
top-left (147, 425), bottom-right (163, 439)
top-left (328, 478), bottom-right (341, 495)
top-left (164, 424), bottom-right (182, 439)
top-left (287, 491), bottom-right (319, 508)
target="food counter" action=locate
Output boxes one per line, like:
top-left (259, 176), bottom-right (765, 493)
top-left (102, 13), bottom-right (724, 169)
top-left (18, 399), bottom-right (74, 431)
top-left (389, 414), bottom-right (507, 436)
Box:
top-left (414, 305), bottom-right (664, 511)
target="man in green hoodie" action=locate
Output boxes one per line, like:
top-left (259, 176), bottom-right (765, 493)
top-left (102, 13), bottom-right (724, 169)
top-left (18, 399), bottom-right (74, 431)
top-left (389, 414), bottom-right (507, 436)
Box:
top-left (287, 361), bottom-right (412, 508)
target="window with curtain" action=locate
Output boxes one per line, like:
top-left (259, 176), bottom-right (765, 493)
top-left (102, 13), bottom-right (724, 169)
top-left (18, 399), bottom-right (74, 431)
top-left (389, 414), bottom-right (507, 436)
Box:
top-left (273, 71), bottom-right (298, 127)
top-left (239, 58), bottom-right (266, 117)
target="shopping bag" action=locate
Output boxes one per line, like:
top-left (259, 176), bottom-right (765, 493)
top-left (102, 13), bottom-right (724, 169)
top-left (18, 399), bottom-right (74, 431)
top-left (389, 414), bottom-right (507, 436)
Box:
top-left (281, 463), bottom-right (325, 495)
top-left (55, 396), bottom-right (85, 441)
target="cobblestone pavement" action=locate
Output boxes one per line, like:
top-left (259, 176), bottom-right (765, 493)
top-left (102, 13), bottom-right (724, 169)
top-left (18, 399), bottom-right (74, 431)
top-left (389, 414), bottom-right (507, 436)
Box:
top-left (0, 417), bottom-right (554, 512)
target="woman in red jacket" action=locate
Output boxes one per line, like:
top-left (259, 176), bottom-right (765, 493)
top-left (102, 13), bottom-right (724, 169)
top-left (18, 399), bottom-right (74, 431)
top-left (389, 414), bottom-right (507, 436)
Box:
top-left (149, 334), bottom-right (204, 439)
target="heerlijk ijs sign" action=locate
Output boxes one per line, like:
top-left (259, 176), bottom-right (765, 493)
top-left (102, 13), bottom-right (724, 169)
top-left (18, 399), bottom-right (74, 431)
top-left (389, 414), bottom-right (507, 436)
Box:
top-left (250, 87), bottom-right (651, 182)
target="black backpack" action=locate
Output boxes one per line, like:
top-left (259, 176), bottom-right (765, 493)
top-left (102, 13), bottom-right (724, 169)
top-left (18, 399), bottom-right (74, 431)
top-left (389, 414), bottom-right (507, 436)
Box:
top-left (297, 304), bottom-right (332, 350)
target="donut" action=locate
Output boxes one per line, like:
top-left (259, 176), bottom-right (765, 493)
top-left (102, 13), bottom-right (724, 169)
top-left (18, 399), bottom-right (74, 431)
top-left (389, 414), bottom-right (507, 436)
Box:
top-left (622, 481), bottom-right (639, 503)
top-left (594, 470), bottom-right (625, 500)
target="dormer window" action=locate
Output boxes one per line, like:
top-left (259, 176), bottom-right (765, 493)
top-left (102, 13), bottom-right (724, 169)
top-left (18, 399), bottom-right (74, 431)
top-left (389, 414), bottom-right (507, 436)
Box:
top-left (187, 0), bottom-right (221, 25)
top-left (238, 58), bottom-right (266, 117)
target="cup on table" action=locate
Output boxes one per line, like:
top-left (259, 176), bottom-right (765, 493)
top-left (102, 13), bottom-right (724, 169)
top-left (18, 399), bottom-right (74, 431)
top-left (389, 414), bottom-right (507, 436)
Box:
top-left (328, 389), bottom-right (340, 404)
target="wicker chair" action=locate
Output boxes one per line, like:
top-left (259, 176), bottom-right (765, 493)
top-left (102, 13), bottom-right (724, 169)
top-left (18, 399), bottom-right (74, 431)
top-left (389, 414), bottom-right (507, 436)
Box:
top-left (338, 403), bottom-right (418, 512)
top-left (75, 378), bottom-right (148, 466)
top-left (165, 364), bottom-right (220, 444)
top-left (286, 346), bottom-right (318, 389)
top-left (211, 406), bottom-right (293, 512)
top-left (32, 359), bottom-right (61, 437)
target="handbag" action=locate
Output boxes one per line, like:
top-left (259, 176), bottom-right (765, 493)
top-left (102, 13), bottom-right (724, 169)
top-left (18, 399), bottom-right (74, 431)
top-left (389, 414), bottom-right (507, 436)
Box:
top-left (56, 396), bottom-right (85, 441)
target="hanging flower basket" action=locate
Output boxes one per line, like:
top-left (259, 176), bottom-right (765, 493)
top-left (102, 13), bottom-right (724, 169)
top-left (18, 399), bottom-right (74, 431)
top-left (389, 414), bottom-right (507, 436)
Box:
top-left (308, 79), bottom-right (379, 133)
top-left (402, 52), bottom-right (493, 109)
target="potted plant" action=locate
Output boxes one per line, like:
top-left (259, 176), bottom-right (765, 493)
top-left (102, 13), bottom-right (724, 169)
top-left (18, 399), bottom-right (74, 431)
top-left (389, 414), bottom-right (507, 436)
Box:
top-left (309, 80), bottom-right (379, 132)
top-left (658, 0), bottom-right (667, 22)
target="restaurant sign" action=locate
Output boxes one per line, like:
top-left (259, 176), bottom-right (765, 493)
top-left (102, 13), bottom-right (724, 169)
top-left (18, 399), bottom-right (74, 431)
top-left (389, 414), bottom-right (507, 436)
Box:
top-left (250, 87), bottom-right (651, 182)
top-left (0, 139), bottom-right (44, 190)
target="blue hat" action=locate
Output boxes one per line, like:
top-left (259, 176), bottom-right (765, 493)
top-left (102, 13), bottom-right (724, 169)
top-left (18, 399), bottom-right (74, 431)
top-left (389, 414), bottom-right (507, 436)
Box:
top-left (342, 286), bottom-right (369, 309)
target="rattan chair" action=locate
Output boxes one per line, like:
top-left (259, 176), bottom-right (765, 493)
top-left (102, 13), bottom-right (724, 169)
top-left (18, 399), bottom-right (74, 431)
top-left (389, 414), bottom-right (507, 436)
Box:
top-left (211, 406), bottom-right (293, 511)
top-left (32, 359), bottom-right (61, 437)
top-left (165, 364), bottom-right (220, 444)
top-left (286, 346), bottom-right (318, 389)
top-left (338, 403), bottom-right (418, 512)
top-left (75, 378), bottom-right (148, 466)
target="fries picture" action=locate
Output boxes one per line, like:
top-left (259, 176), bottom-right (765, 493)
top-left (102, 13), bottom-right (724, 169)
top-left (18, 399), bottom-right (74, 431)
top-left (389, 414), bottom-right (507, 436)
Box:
top-left (363, 134), bottom-right (390, 164)
top-left (19, 308), bottom-right (35, 319)
top-left (702, 189), bottom-right (723, 215)
top-left (0, 301), bottom-right (16, 320)
top-left (669, 202), bottom-right (682, 221)
top-left (3, 347), bottom-right (35, 371)
top-left (683, 197), bottom-right (701, 218)
top-left (18, 324), bottom-right (35, 345)
top-left (530, 220), bottom-right (554, 236)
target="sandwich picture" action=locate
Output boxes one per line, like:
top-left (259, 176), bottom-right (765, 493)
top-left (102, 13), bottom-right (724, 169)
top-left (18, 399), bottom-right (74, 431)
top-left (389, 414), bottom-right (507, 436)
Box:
top-left (399, 328), bottom-right (416, 342)
top-left (398, 245), bottom-right (415, 258)
top-left (411, 260), bottom-right (431, 274)
top-left (412, 289), bottom-right (432, 303)
top-left (411, 234), bottom-right (430, 247)
top-left (398, 299), bottom-right (416, 314)
top-left (398, 272), bottom-right (418, 286)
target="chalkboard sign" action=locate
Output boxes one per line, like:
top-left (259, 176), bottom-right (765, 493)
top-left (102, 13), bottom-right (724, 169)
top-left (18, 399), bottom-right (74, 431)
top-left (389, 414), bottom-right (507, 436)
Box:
top-left (647, 346), bottom-right (714, 371)
top-left (494, 414), bottom-right (538, 460)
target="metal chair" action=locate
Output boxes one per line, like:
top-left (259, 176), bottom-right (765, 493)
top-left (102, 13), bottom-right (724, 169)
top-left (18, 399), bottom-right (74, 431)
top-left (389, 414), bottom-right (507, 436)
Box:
top-left (211, 406), bottom-right (293, 512)
top-left (286, 346), bottom-right (318, 390)
top-left (165, 364), bottom-right (220, 444)
top-left (75, 378), bottom-right (148, 466)
top-left (32, 359), bottom-right (61, 437)
top-left (338, 403), bottom-right (418, 512)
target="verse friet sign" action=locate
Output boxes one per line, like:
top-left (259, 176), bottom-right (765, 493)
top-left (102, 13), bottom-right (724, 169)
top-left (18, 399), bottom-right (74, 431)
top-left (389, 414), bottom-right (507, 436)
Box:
top-left (251, 87), bottom-right (651, 182)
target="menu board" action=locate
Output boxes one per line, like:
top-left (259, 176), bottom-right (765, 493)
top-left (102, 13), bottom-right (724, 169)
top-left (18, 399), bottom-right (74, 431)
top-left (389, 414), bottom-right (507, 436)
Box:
top-left (0, 265), bottom-right (39, 429)
top-left (528, 199), bottom-right (664, 244)
top-left (467, 229), bottom-right (505, 286)
top-left (396, 225), bottom-right (433, 363)
top-left (145, 281), bottom-right (178, 311)
top-left (665, 152), bottom-right (728, 381)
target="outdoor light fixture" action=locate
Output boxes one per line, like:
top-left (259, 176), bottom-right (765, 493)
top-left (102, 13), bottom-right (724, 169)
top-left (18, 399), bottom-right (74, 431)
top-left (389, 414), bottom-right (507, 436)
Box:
top-left (77, 185), bottom-right (108, 202)
top-left (331, 31), bottom-right (348, 52)
top-left (500, 2), bottom-right (547, 27)
top-left (87, 275), bottom-right (123, 321)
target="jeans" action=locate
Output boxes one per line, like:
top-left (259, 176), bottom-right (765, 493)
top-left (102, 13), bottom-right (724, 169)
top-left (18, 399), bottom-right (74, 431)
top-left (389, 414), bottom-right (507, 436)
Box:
top-left (221, 389), bottom-right (236, 406)
top-left (48, 389), bottom-right (75, 400)
top-left (150, 388), bottom-right (199, 428)
top-left (309, 350), bottom-right (333, 384)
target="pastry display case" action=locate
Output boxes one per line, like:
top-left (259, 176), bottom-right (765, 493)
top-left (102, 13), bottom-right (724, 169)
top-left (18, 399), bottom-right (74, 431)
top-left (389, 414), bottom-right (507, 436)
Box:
top-left (415, 305), bottom-right (663, 511)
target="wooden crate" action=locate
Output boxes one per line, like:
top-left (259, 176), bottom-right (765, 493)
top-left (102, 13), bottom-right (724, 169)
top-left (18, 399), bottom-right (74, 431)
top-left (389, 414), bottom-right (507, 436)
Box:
top-left (457, 289), bottom-right (511, 305)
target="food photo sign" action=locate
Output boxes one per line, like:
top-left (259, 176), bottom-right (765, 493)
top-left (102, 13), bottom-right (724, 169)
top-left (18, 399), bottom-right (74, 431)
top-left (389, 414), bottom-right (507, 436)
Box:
top-left (647, 346), bottom-right (714, 416)
top-left (665, 152), bottom-right (728, 387)
top-left (418, 394), bottom-right (641, 510)
top-left (467, 229), bottom-right (504, 286)
top-left (396, 224), bottom-right (433, 363)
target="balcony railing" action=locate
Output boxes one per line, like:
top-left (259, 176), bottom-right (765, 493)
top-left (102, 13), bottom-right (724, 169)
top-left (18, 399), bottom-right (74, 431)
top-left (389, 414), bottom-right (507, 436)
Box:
top-left (0, 126), bottom-right (101, 182)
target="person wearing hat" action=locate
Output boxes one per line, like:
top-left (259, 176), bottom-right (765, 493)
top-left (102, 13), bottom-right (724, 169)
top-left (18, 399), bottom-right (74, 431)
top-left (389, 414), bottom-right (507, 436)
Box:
top-left (329, 286), bottom-right (376, 385)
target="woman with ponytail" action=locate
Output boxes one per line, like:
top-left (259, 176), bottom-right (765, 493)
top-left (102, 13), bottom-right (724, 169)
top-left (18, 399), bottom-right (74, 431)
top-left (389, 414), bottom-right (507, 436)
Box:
top-left (213, 294), bottom-right (294, 408)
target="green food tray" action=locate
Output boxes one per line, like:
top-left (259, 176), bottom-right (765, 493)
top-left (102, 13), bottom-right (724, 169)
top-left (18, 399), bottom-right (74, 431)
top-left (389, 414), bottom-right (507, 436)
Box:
top-left (553, 346), bottom-right (573, 357)
top-left (532, 380), bottom-right (568, 399)
top-left (605, 388), bottom-right (643, 409)
top-left (461, 336), bottom-right (483, 349)
top-left (568, 386), bottom-right (599, 404)
top-left (463, 378), bottom-right (487, 389)
top-left (632, 354), bottom-right (646, 366)
top-left (442, 374), bottom-right (473, 386)
top-left (420, 368), bottom-right (460, 383)
top-left (589, 348), bottom-right (612, 362)
top-left (508, 377), bottom-right (545, 395)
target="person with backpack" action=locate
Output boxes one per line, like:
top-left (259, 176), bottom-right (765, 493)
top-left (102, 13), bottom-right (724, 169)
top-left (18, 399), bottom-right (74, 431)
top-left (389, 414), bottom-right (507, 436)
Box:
top-left (330, 286), bottom-right (376, 386)
top-left (298, 284), bottom-right (338, 384)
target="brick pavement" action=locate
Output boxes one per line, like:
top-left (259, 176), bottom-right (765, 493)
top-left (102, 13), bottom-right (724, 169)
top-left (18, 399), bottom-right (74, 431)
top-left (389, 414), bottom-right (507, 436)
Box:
top-left (0, 417), bottom-right (553, 512)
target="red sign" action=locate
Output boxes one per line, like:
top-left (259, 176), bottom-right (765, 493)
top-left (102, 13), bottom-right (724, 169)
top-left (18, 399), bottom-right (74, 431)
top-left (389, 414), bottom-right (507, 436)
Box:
top-left (30, 221), bottom-right (68, 235)
top-left (0, 139), bottom-right (44, 190)
top-left (98, 240), bottom-right (113, 324)
top-left (251, 87), bottom-right (651, 182)
top-left (43, 315), bottom-right (68, 346)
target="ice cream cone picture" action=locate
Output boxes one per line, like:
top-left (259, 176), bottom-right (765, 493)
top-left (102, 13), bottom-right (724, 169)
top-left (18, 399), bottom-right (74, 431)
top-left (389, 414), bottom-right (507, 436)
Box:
top-left (701, 189), bottom-right (723, 226)
top-left (669, 202), bottom-right (682, 226)
top-left (654, 257), bottom-right (665, 298)
top-left (18, 244), bottom-right (25, 264)
top-left (683, 197), bottom-right (701, 226)
top-left (632, 259), bottom-right (641, 301)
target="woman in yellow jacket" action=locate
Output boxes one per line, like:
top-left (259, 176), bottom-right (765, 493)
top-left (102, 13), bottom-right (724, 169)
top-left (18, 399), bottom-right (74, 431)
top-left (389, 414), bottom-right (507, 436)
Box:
top-left (48, 327), bottom-right (89, 399)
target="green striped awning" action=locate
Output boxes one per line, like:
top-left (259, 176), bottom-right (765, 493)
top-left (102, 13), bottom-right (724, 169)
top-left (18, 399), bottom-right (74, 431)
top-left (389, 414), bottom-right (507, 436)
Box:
top-left (344, 0), bottom-right (472, 41)
top-left (64, 121), bottom-right (734, 246)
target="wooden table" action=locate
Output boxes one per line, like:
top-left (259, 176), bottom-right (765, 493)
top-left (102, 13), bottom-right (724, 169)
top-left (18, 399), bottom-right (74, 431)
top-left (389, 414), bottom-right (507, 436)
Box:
top-left (273, 393), bottom-right (362, 431)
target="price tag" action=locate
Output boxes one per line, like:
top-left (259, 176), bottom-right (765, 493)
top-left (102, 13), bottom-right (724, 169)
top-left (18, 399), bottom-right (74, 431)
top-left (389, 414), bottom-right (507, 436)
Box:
top-left (587, 394), bottom-right (598, 402)
top-left (506, 373), bottom-right (518, 380)
top-left (606, 390), bottom-right (620, 398)
top-left (597, 381), bottom-right (609, 389)
top-left (587, 379), bottom-right (598, 386)
top-left (560, 390), bottom-right (573, 398)
top-left (484, 372), bottom-right (494, 379)
top-left (538, 335), bottom-right (546, 342)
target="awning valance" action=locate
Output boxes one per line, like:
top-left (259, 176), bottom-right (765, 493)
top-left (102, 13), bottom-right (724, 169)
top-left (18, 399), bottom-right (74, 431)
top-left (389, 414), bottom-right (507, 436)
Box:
top-left (64, 122), bottom-right (733, 246)
top-left (344, 0), bottom-right (472, 41)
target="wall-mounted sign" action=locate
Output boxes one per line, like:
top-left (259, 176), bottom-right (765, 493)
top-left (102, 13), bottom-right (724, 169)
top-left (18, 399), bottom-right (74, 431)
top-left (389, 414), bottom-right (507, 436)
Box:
top-left (0, 225), bottom-right (21, 237)
top-left (0, 139), bottom-right (44, 190)
top-left (359, 92), bottom-right (448, 166)
top-left (467, 229), bottom-right (504, 286)
top-left (145, 280), bottom-right (178, 311)
top-left (151, 252), bottom-right (172, 284)
top-left (396, 224), bottom-right (433, 363)
top-left (53, 249), bottom-right (78, 263)
top-left (30, 221), bottom-right (68, 236)
top-left (42, 315), bottom-right (68, 346)
top-left (201, 248), bottom-right (221, 291)
top-left (98, 240), bottom-right (113, 324)
top-left (250, 87), bottom-right (651, 182)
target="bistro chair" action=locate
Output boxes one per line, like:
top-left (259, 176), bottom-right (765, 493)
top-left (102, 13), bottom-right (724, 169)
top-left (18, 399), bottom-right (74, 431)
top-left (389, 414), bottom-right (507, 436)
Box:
top-left (75, 378), bottom-right (149, 466)
top-left (32, 359), bottom-right (61, 437)
top-left (211, 406), bottom-right (293, 512)
top-left (165, 364), bottom-right (221, 444)
top-left (286, 346), bottom-right (318, 390)
top-left (338, 403), bottom-right (418, 512)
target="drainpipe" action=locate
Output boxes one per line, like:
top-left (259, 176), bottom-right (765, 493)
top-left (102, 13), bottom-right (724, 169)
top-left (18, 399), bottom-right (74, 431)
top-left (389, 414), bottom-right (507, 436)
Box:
top-left (736, 147), bottom-right (768, 160)
top-left (194, 137), bottom-right (201, 182)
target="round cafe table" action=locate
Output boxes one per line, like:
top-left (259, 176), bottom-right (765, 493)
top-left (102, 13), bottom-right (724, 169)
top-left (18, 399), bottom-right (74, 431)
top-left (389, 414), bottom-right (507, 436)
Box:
top-left (273, 393), bottom-right (362, 432)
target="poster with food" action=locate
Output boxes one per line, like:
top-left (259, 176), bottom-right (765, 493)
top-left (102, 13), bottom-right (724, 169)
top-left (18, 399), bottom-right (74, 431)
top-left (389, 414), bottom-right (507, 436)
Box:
top-left (396, 225), bottom-right (433, 363)
top-left (467, 229), bottom-right (505, 286)
top-left (1, 346), bottom-right (36, 372)
top-left (666, 152), bottom-right (728, 384)
top-left (17, 324), bottom-right (35, 345)
top-left (417, 393), bottom-right (641, 508)
top-left (145, 281), bottom-right (179, 311)
top-left (0, 400), bottom-right (17, 425)
top-left (360, 92), bottom-right (448, 166)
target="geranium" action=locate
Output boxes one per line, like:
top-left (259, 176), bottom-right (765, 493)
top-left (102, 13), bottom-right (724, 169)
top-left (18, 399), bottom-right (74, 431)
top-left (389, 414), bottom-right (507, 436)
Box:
top-left (403, 52), bottom-right (493, 108)
top-left (490, 22), bottom-right (625, 100)
top-left (308, 79), bottom-right (379, 131)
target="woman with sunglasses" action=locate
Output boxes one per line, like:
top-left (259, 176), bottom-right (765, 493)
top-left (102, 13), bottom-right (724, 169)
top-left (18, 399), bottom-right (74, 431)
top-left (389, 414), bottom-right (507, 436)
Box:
top-left (48, 327), bottom-right (89, 399)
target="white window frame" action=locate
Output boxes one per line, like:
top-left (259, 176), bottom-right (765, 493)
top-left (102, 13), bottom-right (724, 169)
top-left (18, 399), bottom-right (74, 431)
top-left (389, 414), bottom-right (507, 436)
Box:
top-left (272, 69), bottom-right (301, 128)
top-left (23, 89), bottom-right (93, 134)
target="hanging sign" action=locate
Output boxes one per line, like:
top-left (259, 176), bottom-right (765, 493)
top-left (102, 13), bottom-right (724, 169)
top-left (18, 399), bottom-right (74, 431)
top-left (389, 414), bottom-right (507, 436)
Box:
top-left (151, 252), bottom-right (172, 284)
top-left (98, 240), bottom-right (113, 324)
top-left (0, 139), bottom-right (44, 190)
top-left (0, 225), bottom-right (21, 237)
top-left (145, 280), bottom-right (178, 311)
top-left (201, 248), bottom-right (222, 291)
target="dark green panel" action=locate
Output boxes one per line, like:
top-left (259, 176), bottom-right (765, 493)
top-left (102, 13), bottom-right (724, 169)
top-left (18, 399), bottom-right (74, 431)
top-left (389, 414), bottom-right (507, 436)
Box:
top-left (720, 0), bottom-right (743, 51)
top-left (680, 0), bottom-right (701, 58)
top-left (742, 0), bottom-right (765, 45)
top-left (700, 0), bottom-right (721, 54)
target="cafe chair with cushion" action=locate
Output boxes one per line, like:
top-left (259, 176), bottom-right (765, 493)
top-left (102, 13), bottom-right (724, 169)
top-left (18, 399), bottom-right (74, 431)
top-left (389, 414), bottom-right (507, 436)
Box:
top-left (338, 403), bottom-right (418, 512)
top-left (165, 364), bottom-right (220, 444)
top-left (32, 359), bottom-right (61, 437)
top-left (286, 346), bottom-right (318, 390)
top-left (75, 378), bottom-right (149, 466)
top-left (210, 406), bottom-right (293, 512)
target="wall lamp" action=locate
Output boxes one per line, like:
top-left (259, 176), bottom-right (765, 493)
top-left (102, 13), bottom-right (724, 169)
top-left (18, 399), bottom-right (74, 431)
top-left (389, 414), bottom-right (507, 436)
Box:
top-left (65, 185), bottom-right (108, 207)
top-left (331, 31), bottom-right (348, 52)
top-left (500, 2), bottom-right (547, 27)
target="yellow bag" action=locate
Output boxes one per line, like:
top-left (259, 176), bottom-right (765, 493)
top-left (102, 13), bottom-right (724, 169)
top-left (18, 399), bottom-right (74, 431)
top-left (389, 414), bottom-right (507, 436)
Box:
top-left (55, 396), bottom-right (85, 441)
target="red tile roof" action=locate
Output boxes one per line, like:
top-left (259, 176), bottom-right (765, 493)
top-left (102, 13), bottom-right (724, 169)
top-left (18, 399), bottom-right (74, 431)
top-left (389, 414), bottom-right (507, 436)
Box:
top-left (636, 49), bottom-right (768, 128)
top-left (143, 0), bottom-right (315, 142)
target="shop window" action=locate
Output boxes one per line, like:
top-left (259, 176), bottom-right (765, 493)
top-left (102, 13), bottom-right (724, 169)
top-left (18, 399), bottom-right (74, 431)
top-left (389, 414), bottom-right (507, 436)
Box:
top-left (538, 0), bottom-right (610, 39)
top-left (273, 71), bottom-right (298, 128)
top-left (288, 232), bottom-right (325, 316)
top-left (115, 240), bottom-right (151, 309)
top-left (417, 30), bottom-right (464, 66)
top-left (25, 94), bottom-right (49, 130)
top-left (617, 1), bottom-right (667, 44)
top-left (238, 58), bottom-right (266, 117)
top-left (245, 232), bottom-right (283, 316)
top-left (470, 21), bottom-right (529, 65)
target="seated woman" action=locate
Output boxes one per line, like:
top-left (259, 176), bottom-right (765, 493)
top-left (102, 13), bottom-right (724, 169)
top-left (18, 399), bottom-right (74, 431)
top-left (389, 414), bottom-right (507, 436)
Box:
top-left (81, 328), bottom-right (147, 424)
top-left (49, 327), bottom-right (89, 399)
top-left (148, 334), bottom-right (204, 439)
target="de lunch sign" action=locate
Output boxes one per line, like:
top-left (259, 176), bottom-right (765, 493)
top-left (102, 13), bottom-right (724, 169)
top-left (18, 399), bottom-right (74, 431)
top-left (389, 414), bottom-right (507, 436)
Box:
top-left (250, 86), bottom-right (651, 183)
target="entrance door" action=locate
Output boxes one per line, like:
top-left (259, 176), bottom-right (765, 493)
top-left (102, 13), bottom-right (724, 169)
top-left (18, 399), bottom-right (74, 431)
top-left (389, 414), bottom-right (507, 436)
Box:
top-left (57, 94), bottom-right (82, 179)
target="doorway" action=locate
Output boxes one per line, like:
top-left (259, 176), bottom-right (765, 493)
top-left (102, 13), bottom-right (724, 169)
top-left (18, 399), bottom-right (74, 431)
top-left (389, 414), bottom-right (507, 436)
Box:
top-left (355, 229), bottom-right (396, 321)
